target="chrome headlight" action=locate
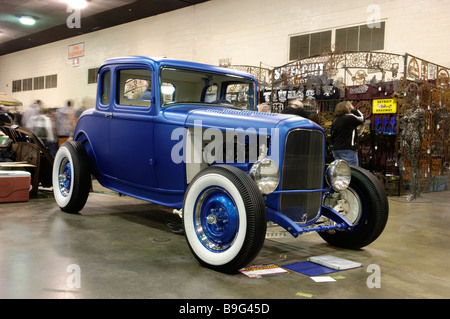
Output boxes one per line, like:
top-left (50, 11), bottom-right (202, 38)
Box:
top-left (249, 157), bottom-right (280, 194)
top-left (326, 160), bottom-right (351, 191)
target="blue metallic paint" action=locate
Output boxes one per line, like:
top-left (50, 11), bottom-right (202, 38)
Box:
top-left (73, 56), bottom-right (352, 235)
top-left (58, 160), bottom-right (71, 197)
top-left (194, 187), bottom-right (239, 252)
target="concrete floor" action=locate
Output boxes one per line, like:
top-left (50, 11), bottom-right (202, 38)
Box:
top-left (1, 182), bottom-right (449, 300)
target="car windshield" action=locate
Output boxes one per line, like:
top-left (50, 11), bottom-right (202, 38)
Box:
top-left (160, 67), bottom-right (256, 110)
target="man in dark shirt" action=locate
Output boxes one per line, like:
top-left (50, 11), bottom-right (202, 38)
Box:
top-left (331, 101), bottom-right (364, 166)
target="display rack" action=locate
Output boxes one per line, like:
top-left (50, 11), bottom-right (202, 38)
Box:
top-left (226, 51), bottom-right (450, 195)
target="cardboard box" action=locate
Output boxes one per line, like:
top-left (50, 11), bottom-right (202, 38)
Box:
top-left (0, 170), bottom-right (31, 203)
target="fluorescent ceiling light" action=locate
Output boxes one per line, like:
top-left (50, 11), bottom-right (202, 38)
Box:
top-left (19, 16), bottom-right (36, 25)
top-left (60, 0), bottom-right (88, 9)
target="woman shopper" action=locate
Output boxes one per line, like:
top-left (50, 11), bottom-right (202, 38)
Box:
top-left (331, 101), bottom-right (364, 166)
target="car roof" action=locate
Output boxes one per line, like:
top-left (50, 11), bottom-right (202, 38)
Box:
top-left (101, 55), bottom-right (255, 79)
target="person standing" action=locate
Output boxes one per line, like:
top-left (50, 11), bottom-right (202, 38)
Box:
top-left (281, 99), bottom-right (308, 118)
top-left (331, 101), bottom-right (364, 166)
top-left (22, 100), bottom-right (42, 130)
top-left (30, 108), bottom-right (58, 156)
top-left (56, 100), bottom-right (75, 147)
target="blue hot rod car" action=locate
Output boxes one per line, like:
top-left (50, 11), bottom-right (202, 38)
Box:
top-left (52, 56), bottom-right (388, 273)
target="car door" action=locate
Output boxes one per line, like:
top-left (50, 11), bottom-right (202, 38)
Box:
top-left (109, 65), bottom-right (156, 188)
top-left (90, 67), bottom-right (113, 177)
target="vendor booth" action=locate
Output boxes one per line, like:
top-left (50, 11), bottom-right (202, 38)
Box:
top-left (225, 51), bottom-right (450, 197)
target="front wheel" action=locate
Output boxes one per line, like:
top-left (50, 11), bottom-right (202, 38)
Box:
top-left (183, 165), bottom-right (267, 273)
top-left (320, 166), bottom-right (389, 249)
top-left (52, 141), bottom-right (91, 213)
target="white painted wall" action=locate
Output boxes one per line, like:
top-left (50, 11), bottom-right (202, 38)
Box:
top-left (1, 0), bottom-right (449, 111)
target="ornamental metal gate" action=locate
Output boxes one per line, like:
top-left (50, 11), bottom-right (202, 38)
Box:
top-left (227, 51), bottom-right (450, 195)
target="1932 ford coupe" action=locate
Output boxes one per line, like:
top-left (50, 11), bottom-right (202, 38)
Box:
top-left (52, 56), bottom-right (388, 273)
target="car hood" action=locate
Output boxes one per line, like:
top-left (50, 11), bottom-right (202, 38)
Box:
top-left (164, 105), bottom-right (310, 131)
top-left (187, 107), bottom-right (287, 130)
top-left (162, 105), bottom-right (317, 132)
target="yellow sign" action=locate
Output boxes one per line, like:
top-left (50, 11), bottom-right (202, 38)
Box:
top-left (372, 99), bottom-right (397, 114)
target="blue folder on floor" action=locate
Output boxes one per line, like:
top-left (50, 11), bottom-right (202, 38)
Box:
top-left (282, 261), bottom-right (338, 276)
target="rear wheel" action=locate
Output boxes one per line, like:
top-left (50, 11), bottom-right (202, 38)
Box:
top-left (320, 166), bottom-right (389, 249)
top-left (52, 141), bottom-right (91, 213)
top-left (183, 165), bottom-right (266, 273)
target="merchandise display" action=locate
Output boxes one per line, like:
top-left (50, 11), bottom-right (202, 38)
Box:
top-left (237, 51), bottom-right (450, 198)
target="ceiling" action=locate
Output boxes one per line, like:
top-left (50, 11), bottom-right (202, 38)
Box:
top-left (0, 0), bottom-right (209, 56)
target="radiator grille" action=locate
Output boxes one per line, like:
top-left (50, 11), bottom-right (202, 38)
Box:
top-left (280, 129), bottom-right (325, 223)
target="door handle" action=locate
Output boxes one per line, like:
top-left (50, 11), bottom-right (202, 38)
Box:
top-left (105, 113), bottom-right (113, 119)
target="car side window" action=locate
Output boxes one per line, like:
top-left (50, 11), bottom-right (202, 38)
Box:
top-left (100, 70), bottom-right (111, 105)
top-left (117, 69), bottom-right (152, 107)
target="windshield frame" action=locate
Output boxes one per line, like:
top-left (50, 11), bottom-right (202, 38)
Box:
top-left (159, 66), bottom-right (257, 110)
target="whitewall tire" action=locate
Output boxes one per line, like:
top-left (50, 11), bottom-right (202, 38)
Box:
top-left (183, 165), bottom-right (266, 273)
top-left (52, 141), bottom-right (91, 213)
